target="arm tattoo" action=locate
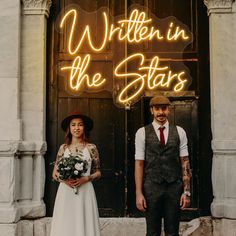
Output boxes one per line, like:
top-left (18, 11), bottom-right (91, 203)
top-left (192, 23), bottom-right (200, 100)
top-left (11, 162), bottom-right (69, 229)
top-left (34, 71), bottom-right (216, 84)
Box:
top-left (87, 144), bottom-right (101, 181)
top-left (180, 156), bottom-right (192, 192)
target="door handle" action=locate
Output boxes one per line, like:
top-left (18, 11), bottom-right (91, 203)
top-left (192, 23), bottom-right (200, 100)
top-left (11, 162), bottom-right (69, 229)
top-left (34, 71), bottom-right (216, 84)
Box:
top-left (114, 170), bottom-right (123, 176)
top-left (114, 171), bottom-right (123, 182)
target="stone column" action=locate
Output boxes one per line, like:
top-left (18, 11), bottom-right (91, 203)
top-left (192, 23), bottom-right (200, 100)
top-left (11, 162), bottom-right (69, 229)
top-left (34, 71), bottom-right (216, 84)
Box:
top-left (19, 0), bottom-right (52, 218)
top-left (21, 0), bottom-right (51, 141)
top-left (204, 0), bottom-right (236, 219)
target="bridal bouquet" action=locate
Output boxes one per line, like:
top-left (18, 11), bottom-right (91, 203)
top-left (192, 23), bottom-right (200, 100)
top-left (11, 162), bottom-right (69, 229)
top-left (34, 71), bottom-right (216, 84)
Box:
top-left (57, 152), bottom-right (88, 194)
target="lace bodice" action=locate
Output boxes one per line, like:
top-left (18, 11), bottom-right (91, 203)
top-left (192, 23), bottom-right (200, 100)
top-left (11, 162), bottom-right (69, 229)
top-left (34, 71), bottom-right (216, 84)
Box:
top-left (56, 143), bottom-right (100, 176)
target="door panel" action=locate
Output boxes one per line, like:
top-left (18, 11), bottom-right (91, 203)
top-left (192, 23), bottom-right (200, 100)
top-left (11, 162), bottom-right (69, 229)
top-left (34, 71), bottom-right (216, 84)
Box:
top-left (46, 0), bottom-right (127, 217)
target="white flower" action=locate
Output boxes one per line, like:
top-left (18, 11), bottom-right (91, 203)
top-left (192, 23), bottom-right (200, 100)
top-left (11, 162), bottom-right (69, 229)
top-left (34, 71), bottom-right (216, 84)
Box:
top-left (74, 170), bottom-right (79, 175)
top-left (75, 163), bottom-right (84, 171)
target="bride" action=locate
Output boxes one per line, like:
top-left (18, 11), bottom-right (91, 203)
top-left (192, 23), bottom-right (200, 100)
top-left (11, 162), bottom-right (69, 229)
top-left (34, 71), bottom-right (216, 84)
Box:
top-left (50, 111), bottom-right (101, 236)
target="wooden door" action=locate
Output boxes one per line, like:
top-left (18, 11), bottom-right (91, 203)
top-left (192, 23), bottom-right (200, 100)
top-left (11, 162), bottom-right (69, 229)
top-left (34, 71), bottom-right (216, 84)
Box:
top-left (45, 0), bottom-right (127, 217)
top-left (126, 0), bottom-right (212, 218)
top-left (45, 0), bottom-right (212, 218)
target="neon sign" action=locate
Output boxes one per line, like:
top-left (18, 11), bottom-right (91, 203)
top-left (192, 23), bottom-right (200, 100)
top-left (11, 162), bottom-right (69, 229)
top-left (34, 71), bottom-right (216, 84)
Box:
top-left (61, 54), bottom-right (106, 90)
top-left (59, 6), bottom-right (193, 107)
top-left (114, 53), bottom-right (187, 103)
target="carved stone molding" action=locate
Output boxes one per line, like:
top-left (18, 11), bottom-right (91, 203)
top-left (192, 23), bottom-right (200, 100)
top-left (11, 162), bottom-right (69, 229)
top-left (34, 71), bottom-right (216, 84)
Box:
top-left (0, 141), bottom-right (47, 156)
top-left (18, 141), bottom-right (47, 155)
top-left (212, 139), bottom-right (236, 155)
top-left (204, 0), bottom-right (234, 14)
top-left (0, 141), bottom-right (20, 156)
top-left (21, 0), bottom-right (52, 17)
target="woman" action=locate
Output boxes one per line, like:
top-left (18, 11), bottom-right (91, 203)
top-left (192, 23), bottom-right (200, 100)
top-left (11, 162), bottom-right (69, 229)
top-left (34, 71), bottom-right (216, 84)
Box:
top-left (50, 111), bottom-right (101, 236)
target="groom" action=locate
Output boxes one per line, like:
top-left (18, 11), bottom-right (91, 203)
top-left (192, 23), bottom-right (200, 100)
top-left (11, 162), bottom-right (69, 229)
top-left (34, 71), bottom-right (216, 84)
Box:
top-left (135, 95), bottom-right (191, 236)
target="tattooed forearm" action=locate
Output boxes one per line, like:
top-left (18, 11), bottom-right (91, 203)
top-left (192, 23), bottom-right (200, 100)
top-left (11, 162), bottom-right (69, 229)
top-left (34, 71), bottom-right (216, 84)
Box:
top-left (180, 156), bottom-right (192, 191)
top-left (87, 144), bottom-right (101, 181)
top-left (88, 171), bottom-right (101, 181)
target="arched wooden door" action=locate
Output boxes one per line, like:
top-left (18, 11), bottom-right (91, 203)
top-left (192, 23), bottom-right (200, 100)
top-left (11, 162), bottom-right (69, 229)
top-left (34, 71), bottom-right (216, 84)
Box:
top-left (45, 0), bottom-right (212, 218)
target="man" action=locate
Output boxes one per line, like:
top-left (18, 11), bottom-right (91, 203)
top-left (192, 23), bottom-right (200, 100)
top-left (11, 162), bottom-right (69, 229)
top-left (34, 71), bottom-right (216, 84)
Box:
top-left (135, 95), bottom-right (191, 236)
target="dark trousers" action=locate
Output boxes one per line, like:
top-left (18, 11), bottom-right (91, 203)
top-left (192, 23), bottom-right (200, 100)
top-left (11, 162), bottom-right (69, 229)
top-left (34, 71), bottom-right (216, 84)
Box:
top-left (143, 180), bottom-right (183, 236)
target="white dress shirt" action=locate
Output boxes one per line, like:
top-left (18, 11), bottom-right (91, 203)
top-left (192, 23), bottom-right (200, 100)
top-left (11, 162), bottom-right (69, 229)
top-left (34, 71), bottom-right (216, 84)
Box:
top-left (135, 120), bottom-right (189, 160)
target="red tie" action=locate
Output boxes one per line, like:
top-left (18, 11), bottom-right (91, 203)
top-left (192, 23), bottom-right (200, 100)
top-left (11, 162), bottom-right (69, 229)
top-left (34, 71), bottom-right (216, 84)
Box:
top-left (159, 127), bottom-right (165, 146)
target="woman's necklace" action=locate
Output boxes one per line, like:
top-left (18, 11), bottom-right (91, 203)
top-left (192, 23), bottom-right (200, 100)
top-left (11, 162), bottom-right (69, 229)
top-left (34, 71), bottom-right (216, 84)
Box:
top-left (69, 142), bottom-right (86, 154)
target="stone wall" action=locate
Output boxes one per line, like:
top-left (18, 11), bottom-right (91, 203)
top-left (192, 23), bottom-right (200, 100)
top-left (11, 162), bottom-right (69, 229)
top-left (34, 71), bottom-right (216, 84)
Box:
top-left (0, 0), bottom-right (51, 235)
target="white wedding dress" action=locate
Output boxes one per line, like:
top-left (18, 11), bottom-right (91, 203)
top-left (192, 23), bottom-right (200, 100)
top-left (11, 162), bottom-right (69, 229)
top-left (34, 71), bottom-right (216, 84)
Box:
top-left (50, 147), bottom-right (101, 236)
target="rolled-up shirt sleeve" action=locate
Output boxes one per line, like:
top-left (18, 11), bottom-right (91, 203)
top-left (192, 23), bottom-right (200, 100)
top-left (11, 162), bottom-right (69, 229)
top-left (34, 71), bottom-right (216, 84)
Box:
top-left (135, 127), bottom-right (145, 160)
top-left (177, 126), bottom-right (189, 157)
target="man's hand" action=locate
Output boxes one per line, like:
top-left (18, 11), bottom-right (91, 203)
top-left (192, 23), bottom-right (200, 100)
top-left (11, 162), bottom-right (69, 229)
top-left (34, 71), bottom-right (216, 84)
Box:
top-left (180, 194), bottom-right (190, 209)
top-left (136, 193), bottom-right (147, 212)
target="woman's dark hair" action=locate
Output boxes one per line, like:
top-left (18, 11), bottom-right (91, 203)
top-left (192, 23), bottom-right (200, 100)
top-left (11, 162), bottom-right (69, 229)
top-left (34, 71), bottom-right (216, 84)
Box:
top-left (64, 119), bottom-right (90, 145)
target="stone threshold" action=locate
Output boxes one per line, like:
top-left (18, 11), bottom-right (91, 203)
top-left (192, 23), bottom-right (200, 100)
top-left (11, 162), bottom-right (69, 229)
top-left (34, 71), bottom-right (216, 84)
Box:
top-left (1, 216), bottom-right (236, 236)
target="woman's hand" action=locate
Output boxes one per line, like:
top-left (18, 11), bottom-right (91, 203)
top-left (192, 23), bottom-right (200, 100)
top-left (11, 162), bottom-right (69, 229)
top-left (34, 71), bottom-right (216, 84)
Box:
top-left (66, 176), bottom-right (89, 188)
top-left (63, 179), bottom-right (75, 188)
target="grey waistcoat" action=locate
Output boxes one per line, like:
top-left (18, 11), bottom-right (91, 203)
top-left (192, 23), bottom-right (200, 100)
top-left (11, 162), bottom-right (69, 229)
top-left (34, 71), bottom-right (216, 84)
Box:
top-left (144, 123), bottom-right (181, 184)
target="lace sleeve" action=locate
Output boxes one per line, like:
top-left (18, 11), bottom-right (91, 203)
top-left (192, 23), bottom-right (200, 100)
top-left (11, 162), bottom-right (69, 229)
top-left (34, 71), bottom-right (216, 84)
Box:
top-left (52, 144), bottom-right (66, 181)
top-left (87, 144), bottom-right (101, 174)
top-left (55, 144), bottom-right (66, 163)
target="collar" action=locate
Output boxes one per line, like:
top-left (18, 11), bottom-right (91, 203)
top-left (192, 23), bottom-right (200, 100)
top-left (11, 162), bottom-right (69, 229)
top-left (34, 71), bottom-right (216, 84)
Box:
top-left (152, 120), bottom-right (169, 130)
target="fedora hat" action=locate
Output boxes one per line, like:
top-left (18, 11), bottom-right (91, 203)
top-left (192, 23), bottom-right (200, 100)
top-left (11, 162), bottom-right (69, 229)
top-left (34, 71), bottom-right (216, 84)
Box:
top-left (149, 95), bottom-right (171, 107)
top-left (61, 111), bottom-right (93, 132)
